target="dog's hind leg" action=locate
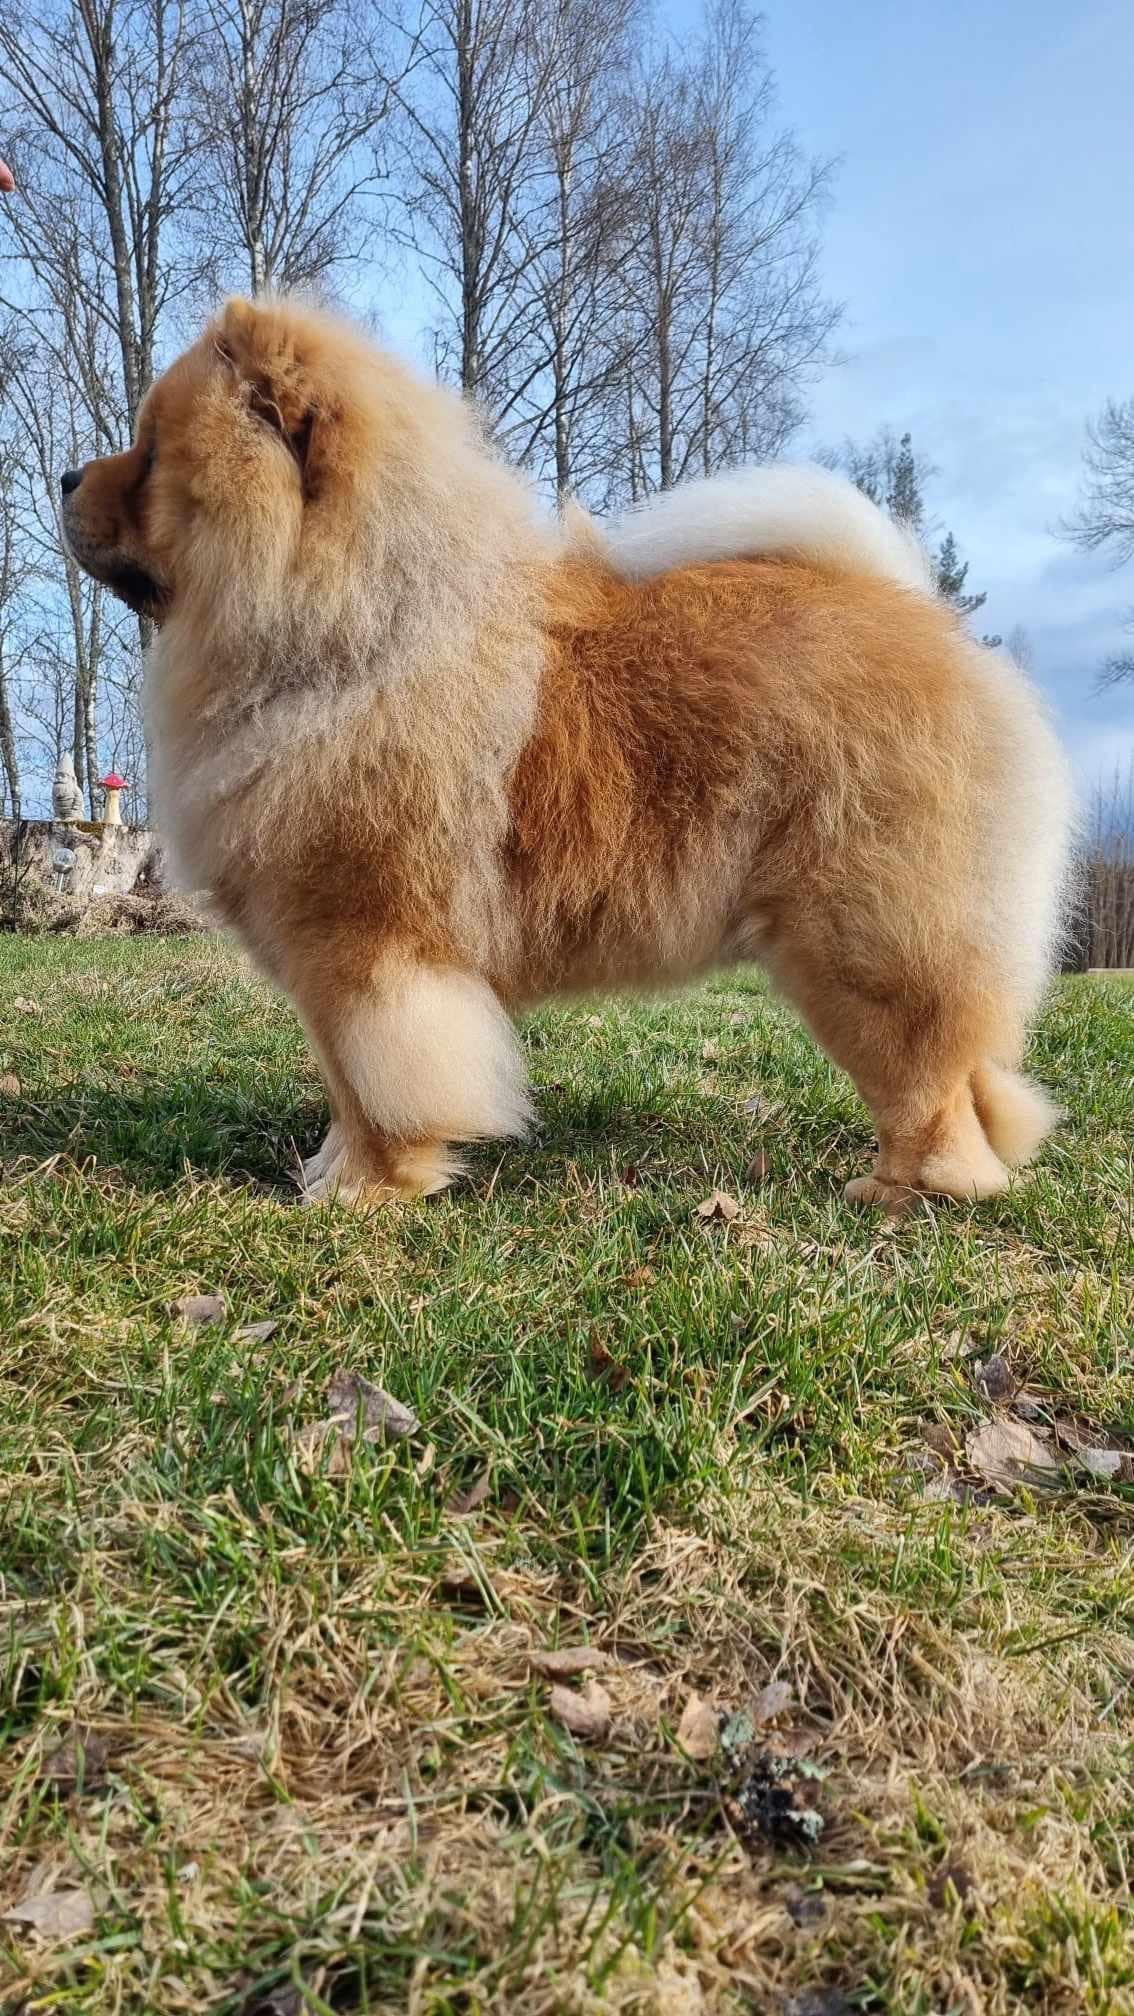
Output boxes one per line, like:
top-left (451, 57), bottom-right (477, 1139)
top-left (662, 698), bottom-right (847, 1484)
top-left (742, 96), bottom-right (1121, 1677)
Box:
top-left (765, 923), bottom-right (1051, 1205)
top-left (292, 950), bottom-right (533, 1205)
top-left (760, 634), bottom-right (1070, 1205)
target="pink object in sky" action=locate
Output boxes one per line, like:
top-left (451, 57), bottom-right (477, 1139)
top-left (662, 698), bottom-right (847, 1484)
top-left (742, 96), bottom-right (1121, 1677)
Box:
top-left (0, 158), bottom-right (14, 194)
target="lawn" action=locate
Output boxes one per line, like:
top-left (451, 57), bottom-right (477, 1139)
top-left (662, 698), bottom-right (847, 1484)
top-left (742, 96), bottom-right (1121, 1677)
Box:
top-left (1, 934), bottom-right (1132, 2016)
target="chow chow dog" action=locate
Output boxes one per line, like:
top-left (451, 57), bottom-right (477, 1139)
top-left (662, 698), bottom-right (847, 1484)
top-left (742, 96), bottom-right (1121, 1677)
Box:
top-left (61, 297), bottom-right (1072, 1208)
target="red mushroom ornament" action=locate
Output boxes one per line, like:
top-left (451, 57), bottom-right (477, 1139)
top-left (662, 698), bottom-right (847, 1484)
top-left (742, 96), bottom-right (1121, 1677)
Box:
top-left (100, 772), bottom-right (128, 827)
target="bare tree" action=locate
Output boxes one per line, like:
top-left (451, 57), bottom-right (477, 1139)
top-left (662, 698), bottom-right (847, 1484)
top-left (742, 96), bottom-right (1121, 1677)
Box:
top-left (689, 1), bottom-right (835, 477)
top-left (1072, 762), bottom-right (1134, 970)
top-left (1006, 624), bottom-right (1034, 672)
top-left (1062, 397), bottom-right (1134, 689)
top-left (189, 0), bottom-right (392, 297)
top-left (1064, 399), bottom-right (1134, 564)
top-left (1, 0), bottom-right (197, 438)
top-left (1, 0), bottom-right (201, 807)
top-left (3, 327), bottom-right (123, 813)
top-left (0, 441), bottom-right (36, 819)
top-left (386, 0), bottom-right (566, 401)
top-left (610, 0), bottom-right (837, 499)
top-left (492, 0), bottom-right (641, 498)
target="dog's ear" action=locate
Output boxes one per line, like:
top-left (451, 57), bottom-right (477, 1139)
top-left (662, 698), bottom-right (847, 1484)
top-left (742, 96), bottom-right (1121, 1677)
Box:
top-left (214, 298), bottom-right (317, 481)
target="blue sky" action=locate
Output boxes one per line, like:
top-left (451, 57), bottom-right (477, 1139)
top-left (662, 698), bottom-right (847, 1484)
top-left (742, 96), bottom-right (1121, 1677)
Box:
top-left (383, 0), bottom-right (1133, 792)
top-left (751, 0), bottom-right (1134, 789)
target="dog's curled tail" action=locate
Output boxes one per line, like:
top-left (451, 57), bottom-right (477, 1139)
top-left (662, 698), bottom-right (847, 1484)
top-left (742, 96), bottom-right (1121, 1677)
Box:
top-left (604, 462), bottom-right (935, 595)
top-left (970, 1059), bottom-right (1060, 1171)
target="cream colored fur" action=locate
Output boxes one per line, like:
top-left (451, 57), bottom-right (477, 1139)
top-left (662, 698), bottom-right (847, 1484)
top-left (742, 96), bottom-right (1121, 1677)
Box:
top-left (604, 461), bottom-right (935, 593)
top-left (337, 964), bottom-right (534, 1148)
top-left (145, 318), bottom-right (552, 964)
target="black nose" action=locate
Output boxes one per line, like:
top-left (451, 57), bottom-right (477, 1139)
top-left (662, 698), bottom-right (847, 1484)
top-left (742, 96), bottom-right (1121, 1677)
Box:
top-left (60, 467), bottom-right (84, 497)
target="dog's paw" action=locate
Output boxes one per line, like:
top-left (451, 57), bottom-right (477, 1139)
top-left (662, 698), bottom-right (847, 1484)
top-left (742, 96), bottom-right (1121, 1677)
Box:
top-left (844, 1174), bottom-right (919, 1214)
top-left (299, 1128), bottom-right (454, 1207)
top-left (300, 1124), bottom-right (344, 1193)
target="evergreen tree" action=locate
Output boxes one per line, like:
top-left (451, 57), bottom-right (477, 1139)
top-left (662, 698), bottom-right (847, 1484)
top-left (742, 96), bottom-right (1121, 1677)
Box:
top-left (934, 530), bottom-right (987, 616)
top-left (832, 428), bottom-right (990, 622)
top-left (887, 432), bottom-right (924, 534)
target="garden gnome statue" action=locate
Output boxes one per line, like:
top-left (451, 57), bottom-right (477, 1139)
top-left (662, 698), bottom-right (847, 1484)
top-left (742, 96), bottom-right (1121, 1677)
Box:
top-left (100, 771), bottom-right (127, 828)
top-left (52, 753), bottom-right (86, 824)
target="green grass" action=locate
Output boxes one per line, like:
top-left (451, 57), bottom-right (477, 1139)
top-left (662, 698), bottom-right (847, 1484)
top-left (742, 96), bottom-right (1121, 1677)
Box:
top-left (1, 935), bottom-right (1132, 2014)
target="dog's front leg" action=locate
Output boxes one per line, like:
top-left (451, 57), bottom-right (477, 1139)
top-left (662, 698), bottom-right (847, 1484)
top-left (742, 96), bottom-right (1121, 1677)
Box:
top-left (291, 949), bottom-right (533, 1206)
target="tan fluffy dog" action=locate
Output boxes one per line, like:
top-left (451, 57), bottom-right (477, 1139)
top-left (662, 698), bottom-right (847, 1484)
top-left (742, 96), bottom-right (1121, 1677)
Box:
top-left (61, 297), bottom-right (1073, 1208)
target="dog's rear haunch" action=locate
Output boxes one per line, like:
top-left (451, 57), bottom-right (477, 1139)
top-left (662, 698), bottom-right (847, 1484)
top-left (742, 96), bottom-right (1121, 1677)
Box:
top-left (62, 297), bottom-right (1072, 1208)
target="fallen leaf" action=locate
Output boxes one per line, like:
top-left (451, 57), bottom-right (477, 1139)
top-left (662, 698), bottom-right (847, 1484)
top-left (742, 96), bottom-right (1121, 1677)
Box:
top-left (966, 1417), bottom-right (1060, 1491)
top-left (549, 1680), bottom-right (611, 1740)
top-left (40, 1726), bottom-right (110, 1793)
top-left (936, 1330), bottom-right (971, 1362)
top-left (623, 1265), bottom-right (656, 1289)
top-left (676, 1692), bottom-right (720, 1760)
top-left (743, 1092), bottom-right (776, 1120)
top-left (530, 1646), bottom-right (606, 1677)
top-left (295, 1369), bottom-right (419, 1474)
top-left (446, 1470), bottom-right (491, 1516)
top-left (0, 1072), bottom-right (21, 1097)
top-left (3, 1883), bottom-right (94, 1940)
top-left (172, 1293), bottom-right (226, 1326)
top-left (1050, 1417), bottom-right (1125, 1464)
top-left (589, 1335), bottom-right (632, 1392)
top-left (745, 1151), bottom-right (770, 1185)
top-left (696, 1190), bottom-right (740, 1223)
top-left (974, 1352), bottom-right (1015, 1401)
top-left (753, 1679), bottom-right (793, 1723)
top-left (325, 1368), bottom-right (418, 1441)
top-left (415, 1441), bottom-right (436, 1483)
top-left (234, 1318), bottom-right (278, 1345)
top-left (701, 1039), bottom-right (719, 1062)
top-left (922, 1421), bottom-right (964, 1459)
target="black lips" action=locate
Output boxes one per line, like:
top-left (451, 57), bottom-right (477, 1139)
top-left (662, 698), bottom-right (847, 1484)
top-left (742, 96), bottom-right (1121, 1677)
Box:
top-left (107, 559), bottom-right (167, 621)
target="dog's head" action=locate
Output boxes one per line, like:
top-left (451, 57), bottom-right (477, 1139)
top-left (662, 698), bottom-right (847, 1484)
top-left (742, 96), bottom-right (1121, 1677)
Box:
top-left (60, 297), bottom-right (396, 629)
